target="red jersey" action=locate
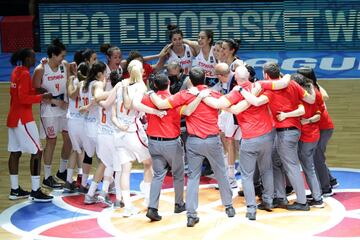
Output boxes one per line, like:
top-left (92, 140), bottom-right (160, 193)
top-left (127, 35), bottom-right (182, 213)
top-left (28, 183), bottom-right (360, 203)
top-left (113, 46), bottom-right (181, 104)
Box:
top-left (122, 63), bottom-right (154, 85)
top-left (266, 80), bottom-right (307, 129)
top-left (7, 66), bottom-right (43, 128)
top-left (300, 89), bottom-right (324, 142)
top-left (225, 81), bottom-right (274, 139)
top-left (142, 90), bottom-right (183, 138)
top-left (167, 85), bottom-right (221, 139)
top-left (319, 100), bottom-right (334, 130)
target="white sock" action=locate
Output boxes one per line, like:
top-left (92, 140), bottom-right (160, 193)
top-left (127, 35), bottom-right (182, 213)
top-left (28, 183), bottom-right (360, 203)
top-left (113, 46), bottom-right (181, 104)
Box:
top-left (228, 165), bottom-right (235, 178)
top-left (44, 165), bottom-right (52, 179)
top-left (59, 158), bottom-right (68, 173)
top-left (31, 176), bottom-right (40, 191)
top-left (115, 171), bottom-right (122, 201)
top-left (66, 168), bottom-right (74, 183)
top-left (77, 168), bottom-right (83, 175)
top-left (87, 181), bottom-right (98, 197)
top-left (122, 190), bottom-right (131, 208)
top-left (82, 174), bottom-right (89, 187)
top-left (10, 175), bottom-right (18, 190)
top-left (102, 180), bottom-right (110, 193)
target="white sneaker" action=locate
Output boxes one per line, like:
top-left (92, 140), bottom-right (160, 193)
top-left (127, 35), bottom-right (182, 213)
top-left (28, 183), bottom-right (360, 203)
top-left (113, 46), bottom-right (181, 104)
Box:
top-left (123, 206), bottom-right (140, 217)
top-left (84, 194), bottom-right (97, 204)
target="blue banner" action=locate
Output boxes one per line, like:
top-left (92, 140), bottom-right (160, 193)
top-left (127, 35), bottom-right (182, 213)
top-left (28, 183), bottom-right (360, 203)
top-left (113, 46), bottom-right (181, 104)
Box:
top-left (38, 1), bottom-right (360, 52)
top-left (1, 51), bottom-right (359, 82)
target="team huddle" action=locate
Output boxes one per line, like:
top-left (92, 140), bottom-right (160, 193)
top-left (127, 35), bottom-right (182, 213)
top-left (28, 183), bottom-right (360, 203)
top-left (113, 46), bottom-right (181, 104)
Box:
top-left (7, 25), bottom-right (338, 227)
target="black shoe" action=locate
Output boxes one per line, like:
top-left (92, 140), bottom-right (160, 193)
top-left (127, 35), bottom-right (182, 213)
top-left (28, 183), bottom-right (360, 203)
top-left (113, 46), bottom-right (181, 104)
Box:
top-left (56, 170), bottom-right (67, 182)
top-left (187, 217), bottom-right (199, 227)
top-left (330, 178), bottom-right (339, 188)
top-left (308, 199), bottom-right (325, 208)
top-left (245, 212), bottom-right (256, 220)
top-left (174, 203), bottom-right (186, 213)
top-left (9, 186), bottom-right (30, 200)
top-left (287, 202), bottom-right (310, 211)
top-left (286, 186), bottom-right (294, 196)
top-left (225, 206), bottom-right (236, 217)
top-left (273, 198), bottom-right (288, 208)
top-left (146, 208), bottom-right (162, 221)
top-left (64, 181), bottom-right (77, 193)
top-left (322, 188), bottom-right (334, 197)
top-left (29, 188), bottom-right (53, 202)
top-left (43, 176), bottom-right (62, 189)
top-left (306, 194), bottom-right (314, 200)
top-left (257, 201), bottom-right (273, 211)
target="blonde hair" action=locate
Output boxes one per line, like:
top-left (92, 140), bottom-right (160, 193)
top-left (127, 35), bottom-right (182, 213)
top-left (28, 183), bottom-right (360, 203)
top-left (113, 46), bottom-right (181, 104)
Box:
top-left (128, 59), bottom-right (143, 84)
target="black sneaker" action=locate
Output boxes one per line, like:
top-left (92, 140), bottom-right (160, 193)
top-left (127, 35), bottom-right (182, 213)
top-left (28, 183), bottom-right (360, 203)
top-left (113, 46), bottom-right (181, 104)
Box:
top-left (174, 203), bottom-right (186, 213)
top-left (187, 217), bottom-right (199, 227)
top-left (29, 188), bottom-right (53, 202)
top-left (308, 199), bottom-right (325, 208)
top-left (146, 208), bottom-right (162, 221)
top-left (287, 202), bottom-right (310, 211)
top-left (286, 186), bottom-right (294, 196)
top-left (306, 194), bottom-right (314, 200)
top-left (9, 186), bottom-right (30, 200)
top-left (43, 176), bottom-right (62, 189)
top-left (225, 206), bottom-right (236, 217)
top-left (56, 170), bottom-right (67, 182)
top-left (273, 198), bottom-right (289, 208)
top-left (64, 181), bottom-right (77, 193)
top-left (322, 188), bottom-right (334, 197)
top-left (257, 201), bottom-right (273, 211)
top-left (238, 185), bottom-right (263, 197)
top-left (330, 178), bottom-right (339, 188)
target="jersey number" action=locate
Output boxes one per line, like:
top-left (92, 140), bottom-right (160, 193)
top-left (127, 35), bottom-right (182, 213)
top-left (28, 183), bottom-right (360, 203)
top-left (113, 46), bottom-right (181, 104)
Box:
top-left (101, 108), bottom-right (106, 123)
top-left (120, 103), bottom-right (130, 115)
top-left (55, 83), bottom-right (60, 92)
top-left (75, 96), bottom-right (79, 109)
top-left (82, 97), bottom-right (89, 106)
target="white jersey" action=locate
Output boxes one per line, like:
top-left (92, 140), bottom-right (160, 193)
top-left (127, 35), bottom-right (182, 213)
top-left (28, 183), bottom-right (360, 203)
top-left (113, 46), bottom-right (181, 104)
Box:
top-left (168, 44), bottom-right (193, 75)
top-left (79, 81), bottom-right (98, 138)
top-left (98, 85), bottom-right (115, 136)
top-left (115, 82), bottom-right (142, 132)
top-left (194, 46), bottom-right (217, 78)
top-left (66, 77), bottom-right (83, 120)
top-left (40, 62), bottom-right (67, 117)
top-left (105, 64), bottom-right (123, 91)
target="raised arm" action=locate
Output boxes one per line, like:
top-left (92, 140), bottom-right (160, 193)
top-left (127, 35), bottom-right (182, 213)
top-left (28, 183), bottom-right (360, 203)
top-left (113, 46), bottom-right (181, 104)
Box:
top-left (239, 88), bottom-right (269, 107)
top-left (183, 39), bottom-right (200, 55)
top-left (182, 89), bottom-right (210, 116)
top-left (202, 95), bottom-right (232, 109)
top-left (149, 91), bottom-right (172, 110)
top-left (132, 89), bottom-right (166, 117)
top-left (98, 83), bottom-right (119, 110)
top-left (67, 76), bottom-right (79, 100)
top-left (226, 99), bottom-right (251, 115)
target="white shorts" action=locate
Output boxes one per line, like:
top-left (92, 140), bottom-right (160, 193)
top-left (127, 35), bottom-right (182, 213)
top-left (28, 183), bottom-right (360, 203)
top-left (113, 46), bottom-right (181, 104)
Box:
top-left (218, 111), bottom-right (242, 140)
top-left (40, 115), bottom-right (68, 139)
top-left (114, 127), bottom-right (151, 165)
top-left (96, 133), bottom-right (117, 169)
top-left (67, 118), bottom-right (85, 154)
top-left (8, 121), bottom-right (42, 154)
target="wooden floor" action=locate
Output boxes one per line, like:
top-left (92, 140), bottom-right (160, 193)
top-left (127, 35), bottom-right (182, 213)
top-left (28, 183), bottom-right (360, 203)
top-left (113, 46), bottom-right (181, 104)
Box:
top-left (0, 79), bottom-right (359, 214)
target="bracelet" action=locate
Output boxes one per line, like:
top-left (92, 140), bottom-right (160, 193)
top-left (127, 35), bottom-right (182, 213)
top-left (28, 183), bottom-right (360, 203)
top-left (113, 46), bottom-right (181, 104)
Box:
top-left (196, 92), bottom-right (200, 97)
top-left (238, 87), bottom-right (243, 92)
top-left (309, 119), bottom-right (312, 123)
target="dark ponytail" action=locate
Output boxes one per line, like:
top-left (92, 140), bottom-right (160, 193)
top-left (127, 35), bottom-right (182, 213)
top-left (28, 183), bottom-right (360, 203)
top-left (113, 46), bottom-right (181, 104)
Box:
top-left (167, 24), bottom-right (183, 41)
top-left (84, 61), bottom-right (106, 92)
top-left (297, 67), bottom-right (319, 90)
top-left (223, 38), bottom-right (241, 56)
top-left (10, 48), bottom-right (33, 66)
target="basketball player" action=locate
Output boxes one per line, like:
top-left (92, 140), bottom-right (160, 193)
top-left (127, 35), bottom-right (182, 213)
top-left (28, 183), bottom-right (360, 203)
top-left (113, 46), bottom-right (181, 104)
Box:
top-left (183, 30), bottom-right (218, 87)
top-left (32, 38), bottom-right (72, 188)
top-left (165, 24), bottom-right (196, 75)
top-left (7, 48), bottom-right (53, 202)
top-left (111, 60), bottom-right (166, 217)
